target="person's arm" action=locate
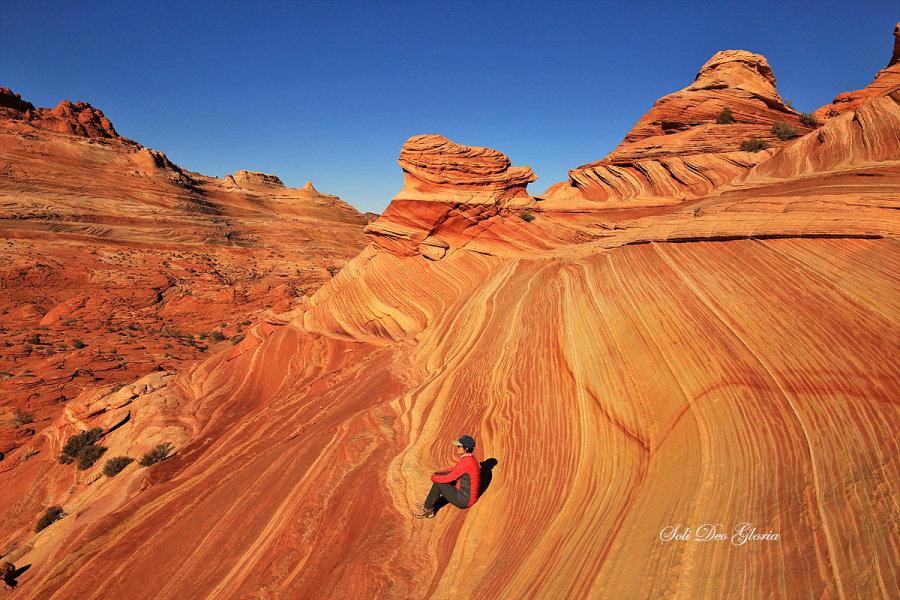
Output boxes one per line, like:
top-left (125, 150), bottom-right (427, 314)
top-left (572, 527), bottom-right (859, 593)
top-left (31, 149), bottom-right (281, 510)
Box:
top-left (431, 460), bottom-right (465, 483)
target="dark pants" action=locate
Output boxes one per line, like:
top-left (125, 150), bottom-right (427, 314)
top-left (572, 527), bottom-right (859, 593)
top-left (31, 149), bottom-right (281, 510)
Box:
top-left (424, 481), bottom-right (467, 510)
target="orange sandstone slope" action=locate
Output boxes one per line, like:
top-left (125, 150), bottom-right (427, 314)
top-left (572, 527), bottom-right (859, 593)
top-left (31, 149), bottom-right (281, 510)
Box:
top-left (0, 87), bottom-right (368, 458)
top-left (2, 36), bottom-right (900, 600)
top-left (542, 50), bottom-right (816, 208)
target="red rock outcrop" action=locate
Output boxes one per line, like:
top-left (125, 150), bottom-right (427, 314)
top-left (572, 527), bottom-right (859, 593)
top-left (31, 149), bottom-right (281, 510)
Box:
top-left (1, 30), bottom-right (899, 600)
top-left (0, 88), bottom-right (369, 458)
top-left (226, 170), bottom-right (285, 189)
top-left (0, 88), bottom-right (123, 140)
top-left (543, 50), bottom-right (816, 207)
top-left (814, 22), bottom-right (900, 121)
top-left (364, 134), bottom-right (538, 259)
top-left (739, 90), bottom-right (900, 183)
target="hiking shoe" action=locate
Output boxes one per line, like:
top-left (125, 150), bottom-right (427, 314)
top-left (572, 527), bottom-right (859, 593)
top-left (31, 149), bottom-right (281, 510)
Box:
top-left (413, 507), bottom-right (435, 519)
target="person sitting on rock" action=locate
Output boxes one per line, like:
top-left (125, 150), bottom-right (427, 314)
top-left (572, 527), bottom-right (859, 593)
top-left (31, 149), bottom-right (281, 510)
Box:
top-left (414, 434), bottom-right (480, 518)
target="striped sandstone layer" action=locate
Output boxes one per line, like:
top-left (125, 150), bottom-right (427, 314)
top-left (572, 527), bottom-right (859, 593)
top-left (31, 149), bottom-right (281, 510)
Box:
top-left (2, 32), bottom-right (899, 600)
top-left (542, 50), bottom-right (816, 208)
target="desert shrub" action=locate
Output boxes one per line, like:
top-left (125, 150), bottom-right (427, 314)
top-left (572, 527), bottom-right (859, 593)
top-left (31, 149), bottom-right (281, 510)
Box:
top-left (102, 456), bottom-right (134, 477)
top-left (27, 333), bottom-right (42, 345)
top-left (139, 442), bottom-right (174, 467)
top-left (230, 334), bottom-right (245, 345)
top-left (76, 444), bottom-right (107, 470)
top-left (716, 107), bottom-right (735, 124)
top-left (72, 339), bottom-right (86, 349)
top-left (740, 138), bottom-right (770, 152)
top-left (35, 505), bottom-right (65, 533)
top-left (13, 408), bottom-right (34, 426)
top-left (784, 99), bottom-right (794, 110)
top-left (208, 330), bottom-right (226, 342)
top-left (771, 122), bottom-right (800, 140)
top-left (520, 211), bottom-right (536, 222)
top-left (59, 428), bottom-right (104, 464)
top-left (799, 112), bottom-right (817, 127)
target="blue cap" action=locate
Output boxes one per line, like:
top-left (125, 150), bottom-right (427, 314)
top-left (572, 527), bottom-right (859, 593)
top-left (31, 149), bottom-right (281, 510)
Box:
top-left (451, 435), bottom-right (476, 451)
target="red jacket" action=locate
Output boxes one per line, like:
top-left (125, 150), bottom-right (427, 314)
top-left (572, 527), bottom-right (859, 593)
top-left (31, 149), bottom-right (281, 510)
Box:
top-left (431, 453), bottom-right (480, 507)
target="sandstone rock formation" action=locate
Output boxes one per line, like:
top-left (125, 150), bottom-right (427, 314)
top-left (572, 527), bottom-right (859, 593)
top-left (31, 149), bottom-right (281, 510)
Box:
top-left (227, 170), bottom-right (285, 189)
top-left (542, 50), bottom-right (816, 207)
top-left (0, 88), bottom-right (368, 459)
top-left (0, 88), bottom-right (123, 139)
top-left (1, 29), bottom-right (899, 600)
top-left (365, 134), bottom-right (537, 259)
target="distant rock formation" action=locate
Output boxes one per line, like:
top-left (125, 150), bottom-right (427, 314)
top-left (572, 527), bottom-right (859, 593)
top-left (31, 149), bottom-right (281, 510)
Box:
top-left (0, 87), bottom-right (123, 140)
top-left (228, 170), bottom-right (285, 189)
top-left (0, 86), bottom-right (369, 460)
top-left (543, 50), bottom-right (815, 207)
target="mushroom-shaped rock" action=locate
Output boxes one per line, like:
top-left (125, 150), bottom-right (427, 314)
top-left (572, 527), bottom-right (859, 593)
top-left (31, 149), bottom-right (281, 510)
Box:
top-left (395, 134), bottom-right (536, 202)
top-left (365, 134), bottom-right (536, 256)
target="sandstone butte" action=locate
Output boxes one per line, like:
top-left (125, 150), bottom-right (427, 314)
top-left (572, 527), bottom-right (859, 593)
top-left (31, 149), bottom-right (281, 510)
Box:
top-left (1, 25), bottom-right (898, 600)
top-left (0, 89), bottom-right (368, 459)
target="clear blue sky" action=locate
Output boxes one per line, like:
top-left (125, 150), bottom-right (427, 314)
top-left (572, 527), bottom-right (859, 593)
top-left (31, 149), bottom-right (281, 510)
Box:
top-left (1, 1), bottom-right (896, 213)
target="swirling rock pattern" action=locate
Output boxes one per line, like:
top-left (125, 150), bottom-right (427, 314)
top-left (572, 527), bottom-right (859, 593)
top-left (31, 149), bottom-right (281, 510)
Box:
top-left (543, 50), bottom-right (815, 207)
top-left (2, 35), bottom-right (900, 600)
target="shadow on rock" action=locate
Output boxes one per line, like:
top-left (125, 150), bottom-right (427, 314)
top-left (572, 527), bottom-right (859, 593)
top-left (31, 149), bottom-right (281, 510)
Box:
top-left (3, 563), bottom-right (31, 589)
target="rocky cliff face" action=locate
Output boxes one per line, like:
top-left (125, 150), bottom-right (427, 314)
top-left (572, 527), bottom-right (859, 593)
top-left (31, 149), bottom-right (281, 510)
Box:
top-left (1, 28), bottom-right (899, 600)
top-left (0, 87), bottom-right (123, 140)
top-left (542, 50), bottom-right (817, 207)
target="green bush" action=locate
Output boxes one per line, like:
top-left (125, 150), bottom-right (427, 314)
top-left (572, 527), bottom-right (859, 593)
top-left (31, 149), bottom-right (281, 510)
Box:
top-left (76, 444), bottom-right (107, 470)
top-left (35, 505), bottom-right (64, 533)
top-left (740, 138), bottom-right (770, 152)
top-left (208, 330), bottom-right (226, 342)
top-left (799, 112), bottom-right (817, 127)
top-left (230, 334), bottom-right (245, 345)
top-left (520, 211), bottom-right (536, 223)
top-left (716, 107), bottom-right (735, 124)
top-left (72, 339), bottom-right (86, 349)
top-left (771, 122), bottom-right (800, 140)
top-left (59, 427), bottom-right (104, 464)
top-left (139, 442), bottom-right (174, 467)
top-left (102, 456), bottom-right (134, 477)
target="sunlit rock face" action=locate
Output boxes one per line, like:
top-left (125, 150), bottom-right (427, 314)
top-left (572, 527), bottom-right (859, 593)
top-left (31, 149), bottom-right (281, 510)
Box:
top-left (1, 29), bottom-right (899, 600)
top-left (0, 88), bottom-right (369, 458)
top-left (542, 50), bottom-right (818, 208)
top-left (364, 133), bottom-right (538, 259)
